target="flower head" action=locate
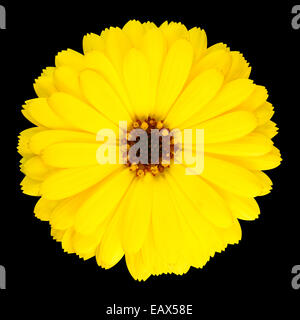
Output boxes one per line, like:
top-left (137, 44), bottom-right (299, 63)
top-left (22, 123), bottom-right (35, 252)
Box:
top-left (18, 20), bottom-right (281, 280)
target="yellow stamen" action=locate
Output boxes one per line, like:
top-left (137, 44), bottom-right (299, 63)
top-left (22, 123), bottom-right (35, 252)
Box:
top-left (130, 164), bottom-right (138, 172)
top-left (133, 121), bottom-right (140, 128)
top-left (127, 118), bottom-right (174, 177)
top-left (150, 165), bottom-right (159, 175)
top-left (156, 120), bottom-right (164, 129)
top-left (141, 121), bottom-right (149, 130)
top-left (136, 169), bottom-right (145, 177)
top-left (149, 119), bottom-right (156, 126)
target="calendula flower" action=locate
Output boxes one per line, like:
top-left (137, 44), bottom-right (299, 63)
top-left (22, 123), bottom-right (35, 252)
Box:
top-left (18, 20), bottom-right (281, 280)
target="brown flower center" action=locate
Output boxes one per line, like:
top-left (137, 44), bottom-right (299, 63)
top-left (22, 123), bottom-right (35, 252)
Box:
top-left (125, 117), bottom-right (176, 177)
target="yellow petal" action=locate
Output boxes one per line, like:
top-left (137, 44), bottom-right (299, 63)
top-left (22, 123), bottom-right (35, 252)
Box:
top-left (201, 155), bottom-right (263, 197)
top-left (125, 251), bottom-right (151, 281)
top-left (74, 168), bottom-right (134, 235)
top-left (181, 78), bottom-right (255, 127)
top-left (193, 111), bottom-right (257, 144)
top-left (41, 142), bottom-right (100, 168)
top-left (189, 49), bottom-right (232, 81)
top-left (168, 165), bottom-right (233, 228)
top-left (155, 39), bottom-right (194, 118)
top-left (19, 156), bottom-right (30, 174)
top-left (41, 164), bottom-right (121, 200)
top-left (22, 155), bottom-right (52, 181)
top-left (218, 189), bottom-right (260, 221)
top-left (121, 174), bottom-right (153, 253)
top-left (123, 48), bottom-right (153, 118)
top-left (170, 205), bottom-right (211, 269)
top-left (159, 21), bottom-right (189, 48)
top-left (34, 197), bottom-right (60, 221)
top-left (142, 21), bottom-right (157, 30)
top-left (55, 49), bottom-right (85, 71)
top-left (21, 176), bottom-right (41, 196)
top-left (254, 102), bottom-right (274, 126)
top-left (18, 127), bottom-right (45, 156)
top-left (51, 229), bottom-right (65, 242)
top-left (48, 92), bottom-right (117, 134)
top-left (24, 98), bottom-right (72, 129)
top-left (141, 28), bottom-right (167, 115)
top-left (188, 27), bottom-right (207, 61)
top-left (82, 33), bottom-right (105, 54)
top-left (140, 225), bottom-right (169, 277)
top-left (255, 121), bottom-right (278, 138)
top-left (122, 20), bottom-right (145, 48)
top-left (205, 133), bottom-right (273, 157)
top-left (253, 171), bottom-right (273, 195)
top-left (105, 27), bottom-right (131, 76)
top-left (72, 222), bottom-right (107, 257)
top-left (225, 51), bottom-right (251, 82)
top-left (80, 69), bottom-right (131, 124)
top-left (151, 175), bottom-right (183, 264)
top-left (221, 146), bottom-right (281, 170)
top-left (206, 43), bottom-right (229, 53)
top-left (61, 228), bottom-right (75, 253)
top-left (84, 50), bottom-right (133, 118)
top-left (50, 193), bottom-right (87, 230)
top-left (238, 85), bottom-right (268, 111)
top-left (29, 130), bottom-right (96, 155)
top-left (33, 67), bottom-right (57, 98)
top-left (21, 109), bottom-right (41, 127)
top-left (217, 219), bottom-right (242, 245)
top-left (96, 208), bottom-right (124, 269)
top-left (53, 66), bottom-right (83, 99)
top-left (166, 69), bottom-right (224, 128)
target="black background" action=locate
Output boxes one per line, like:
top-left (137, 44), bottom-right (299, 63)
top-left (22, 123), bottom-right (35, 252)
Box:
top-left (1, 0), bottom-right (299, 314)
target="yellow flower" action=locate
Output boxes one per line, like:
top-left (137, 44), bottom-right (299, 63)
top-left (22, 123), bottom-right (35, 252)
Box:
top-left (18, 20), bottom-right (281, 281)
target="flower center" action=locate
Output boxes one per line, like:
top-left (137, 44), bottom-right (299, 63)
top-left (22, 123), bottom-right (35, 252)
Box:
top-left (125, 117), bottom-right (175, 177)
